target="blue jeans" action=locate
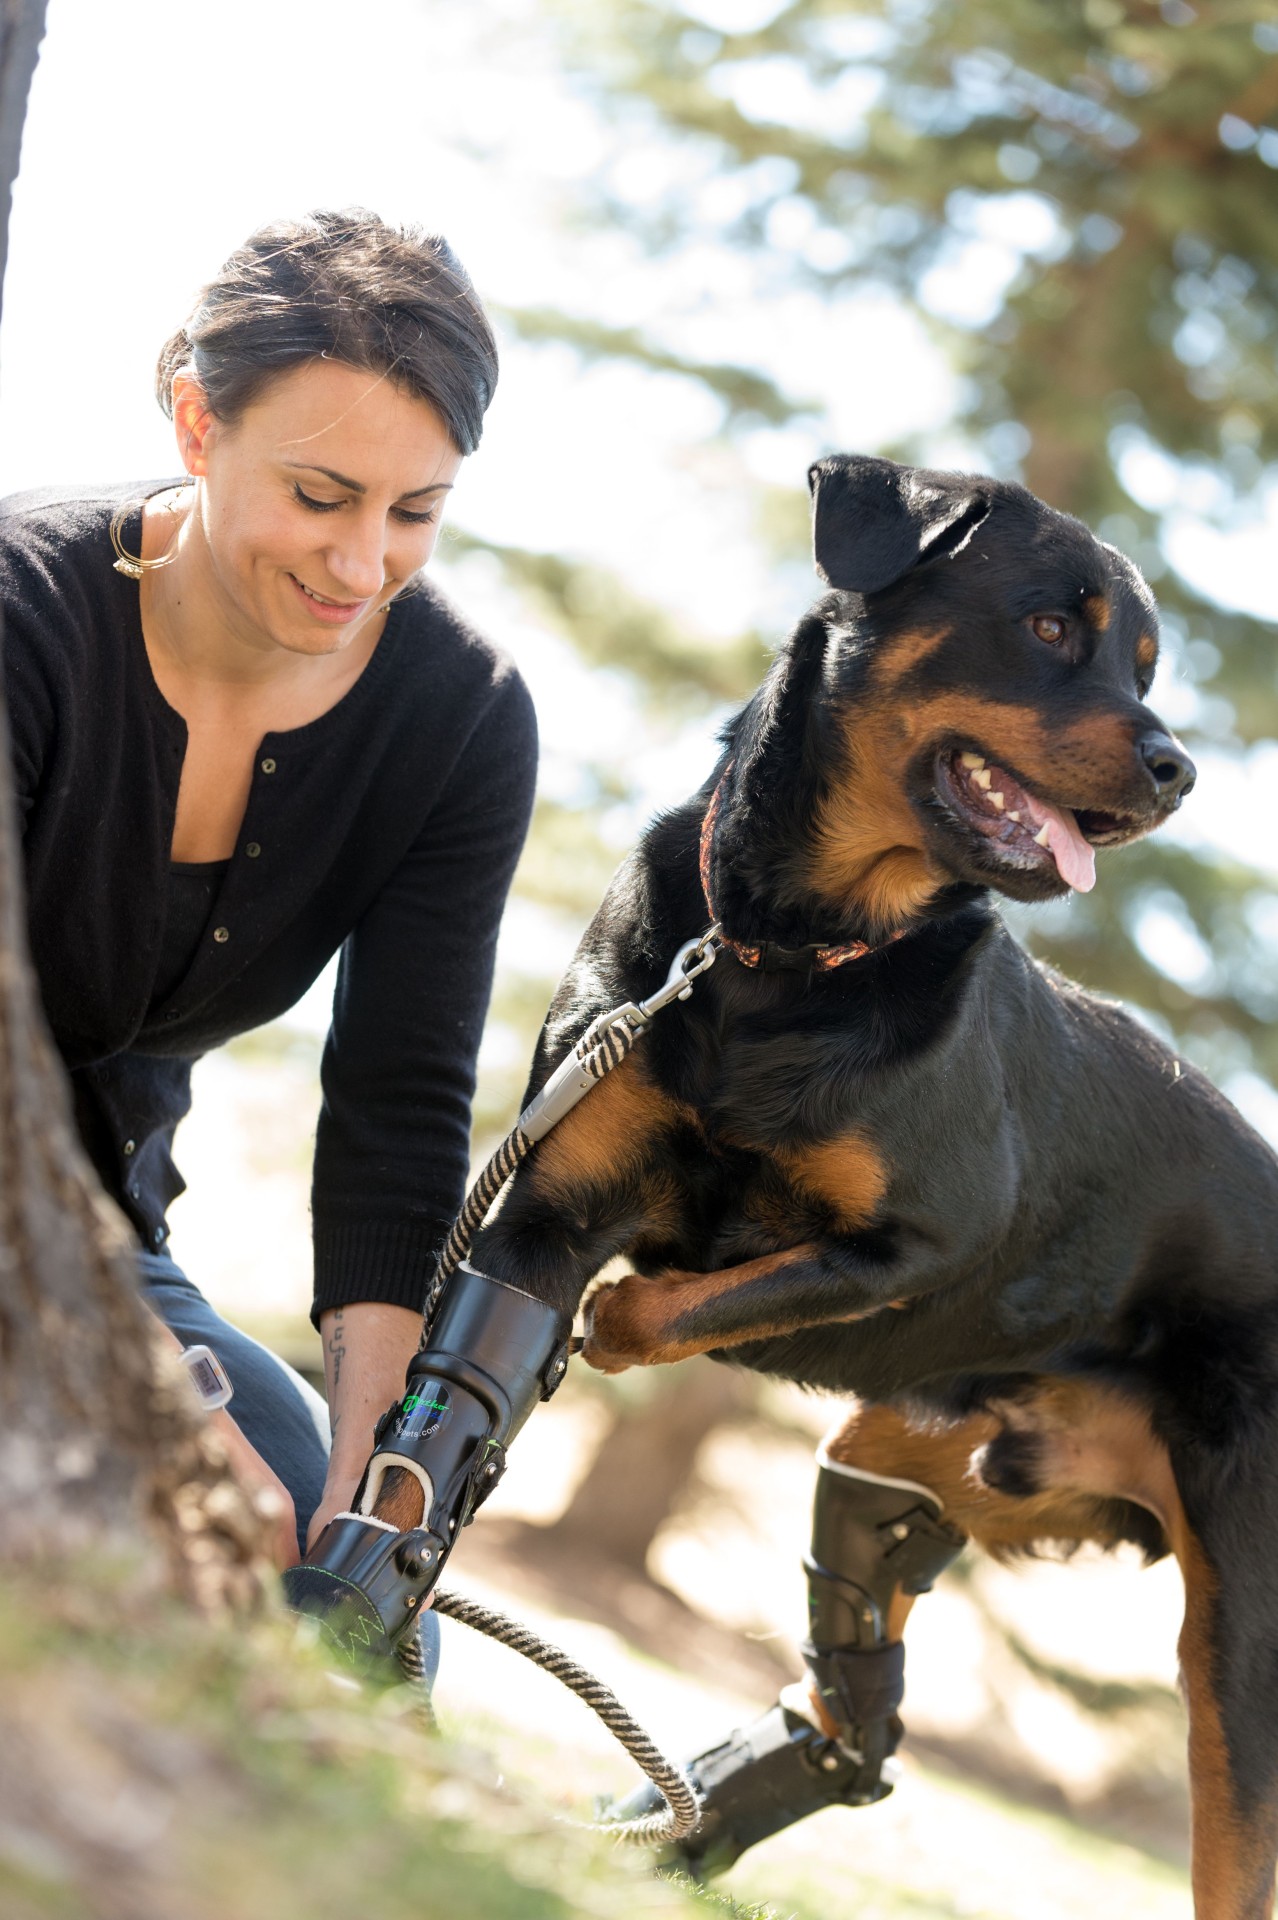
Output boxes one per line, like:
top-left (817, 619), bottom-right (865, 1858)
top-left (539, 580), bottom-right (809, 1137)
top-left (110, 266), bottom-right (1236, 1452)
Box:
top-left (138, 1249), bottom-right (441, 1685)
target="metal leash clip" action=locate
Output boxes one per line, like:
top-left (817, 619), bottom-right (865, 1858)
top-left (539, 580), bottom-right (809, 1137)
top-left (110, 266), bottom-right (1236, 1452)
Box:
top-left (518, 926), bottom-right (722, 1145)
top-left (599, 923), bottom-right (724, 1036)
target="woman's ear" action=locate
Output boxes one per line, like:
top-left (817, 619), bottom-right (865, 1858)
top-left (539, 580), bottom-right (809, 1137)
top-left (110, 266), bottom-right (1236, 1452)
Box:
top-left (808, 453), bottom-right (990, 594)
top-left (171, 374), bottom-right (218, 477)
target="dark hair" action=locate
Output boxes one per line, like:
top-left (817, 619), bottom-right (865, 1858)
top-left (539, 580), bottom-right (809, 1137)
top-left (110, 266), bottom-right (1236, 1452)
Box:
top-left (155, 209), bottom-right (498, 455)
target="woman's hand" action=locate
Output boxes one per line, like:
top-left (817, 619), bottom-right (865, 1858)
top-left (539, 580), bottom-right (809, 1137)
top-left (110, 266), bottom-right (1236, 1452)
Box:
top-left (147, 1312), bottom-right (299, 1568)
top-left (304, 1470), bottom-right (363, 1554)
top-left (207, 1408), bottom-right (300, 1570)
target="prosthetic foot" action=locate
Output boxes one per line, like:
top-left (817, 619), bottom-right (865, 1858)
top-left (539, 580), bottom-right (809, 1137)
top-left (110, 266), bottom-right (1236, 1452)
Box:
top-left (283, 1261), bottom-right (571, 1665)
top-left (611, 1451), bottom-right (964, 1878)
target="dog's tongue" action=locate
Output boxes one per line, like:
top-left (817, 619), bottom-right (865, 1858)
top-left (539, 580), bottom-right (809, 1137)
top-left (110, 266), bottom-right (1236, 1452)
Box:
top-left (1020, 791), bottom-right (1096, 893)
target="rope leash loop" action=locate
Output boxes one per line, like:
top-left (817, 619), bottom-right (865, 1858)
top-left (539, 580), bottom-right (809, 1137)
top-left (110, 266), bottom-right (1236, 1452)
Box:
top-left (428, 1589), bottom-right (702, 1844)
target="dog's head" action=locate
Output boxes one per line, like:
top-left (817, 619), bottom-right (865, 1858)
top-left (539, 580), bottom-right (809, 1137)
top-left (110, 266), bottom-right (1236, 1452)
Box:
top-left (799, 453), bottom-right (1194, 934)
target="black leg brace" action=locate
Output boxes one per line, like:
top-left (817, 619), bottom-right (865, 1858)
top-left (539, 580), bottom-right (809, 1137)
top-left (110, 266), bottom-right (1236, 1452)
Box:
top-left (608, 1449), bottom-right (964, 1878)
top-left (802, 1453), bottom-right (965, 1793)
top-left (282, 1262), bottom-right (571, 1664)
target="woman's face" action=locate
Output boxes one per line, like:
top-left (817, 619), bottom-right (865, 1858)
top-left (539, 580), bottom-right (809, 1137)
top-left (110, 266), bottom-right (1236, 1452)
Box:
top-left (174, 357), bottom-right (465, 657)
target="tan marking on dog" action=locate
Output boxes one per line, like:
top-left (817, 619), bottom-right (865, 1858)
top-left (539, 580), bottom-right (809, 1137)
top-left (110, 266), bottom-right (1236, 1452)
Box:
top-left (977, 1375), bottom-right (1178, 1528)
top-left (778, 1130), bottom-right (889, 1232)
top-left (1176, 1533), bottom-right (1278, 1919)
top-left (1178, 1536), bottom-right (1244, 1918)
top-left (1083, 592), bottom-right (1112, 632)
top-left (806, 692), bottom-right (1145, 931)
top-left (523, 1052), bottom-right (689, 1197)
top-left (806, 705), bottom-right (947, 936)
top-left (1137, 631), bottom-right (1158, 672)
top-left (821, 1400), bottom-right (1137, 1558)
top-left (879, 626), bottom-right (951, 681)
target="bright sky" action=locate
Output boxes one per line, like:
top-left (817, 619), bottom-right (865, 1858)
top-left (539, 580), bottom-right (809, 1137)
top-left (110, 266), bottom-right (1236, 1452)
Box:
top-left (3, 0), bottom-right (1275, 1157)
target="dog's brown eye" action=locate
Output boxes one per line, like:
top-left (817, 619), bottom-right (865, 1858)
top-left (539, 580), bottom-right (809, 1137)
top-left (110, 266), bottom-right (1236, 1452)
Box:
top-left (1031, 614), bottom-right (1066, 645)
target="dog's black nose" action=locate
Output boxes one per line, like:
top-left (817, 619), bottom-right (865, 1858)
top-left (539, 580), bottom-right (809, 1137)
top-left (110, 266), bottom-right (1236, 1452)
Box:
top-left (1139, 732), bottom-right (1196, 805)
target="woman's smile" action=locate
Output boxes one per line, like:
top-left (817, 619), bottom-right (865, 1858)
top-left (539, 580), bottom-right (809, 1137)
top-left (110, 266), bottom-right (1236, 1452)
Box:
top-left (287, 571), bottom-right (374, 624)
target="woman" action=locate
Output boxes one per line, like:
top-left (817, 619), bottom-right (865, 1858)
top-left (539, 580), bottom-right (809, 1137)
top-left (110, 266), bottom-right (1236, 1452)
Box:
top-left (0, 211), bottom-right (537, 1623)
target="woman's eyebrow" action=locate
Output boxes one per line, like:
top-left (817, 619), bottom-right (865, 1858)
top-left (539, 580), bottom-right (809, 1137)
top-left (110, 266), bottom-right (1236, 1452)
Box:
top-left (284, 460), bottom-right (453, 499)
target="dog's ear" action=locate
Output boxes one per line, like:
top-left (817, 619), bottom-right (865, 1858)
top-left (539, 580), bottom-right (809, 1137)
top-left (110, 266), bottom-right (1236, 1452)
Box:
top-left (808, 454), bottom-right (991, 594)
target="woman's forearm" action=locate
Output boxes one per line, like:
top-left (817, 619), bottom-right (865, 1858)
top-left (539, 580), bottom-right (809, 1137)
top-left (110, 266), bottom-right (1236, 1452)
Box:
top-left (318, 1299), bottom-right (423, 1495)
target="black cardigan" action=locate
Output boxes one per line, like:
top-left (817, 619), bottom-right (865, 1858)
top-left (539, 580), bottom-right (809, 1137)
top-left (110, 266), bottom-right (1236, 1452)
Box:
top-left (0, 484), bottom-right (538, 1323)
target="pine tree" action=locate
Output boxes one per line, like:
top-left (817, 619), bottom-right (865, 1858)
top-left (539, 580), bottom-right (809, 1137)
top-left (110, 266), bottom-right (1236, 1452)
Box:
top-left (482, 0), bottom-right (1278, 1102)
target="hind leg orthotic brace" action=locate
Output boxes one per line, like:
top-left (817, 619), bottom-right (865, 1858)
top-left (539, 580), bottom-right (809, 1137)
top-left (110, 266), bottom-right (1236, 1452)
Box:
top-left (607, 1447), bottom-right (965, 1877)
top-left (802, 1450), bottom-right (965, 1787)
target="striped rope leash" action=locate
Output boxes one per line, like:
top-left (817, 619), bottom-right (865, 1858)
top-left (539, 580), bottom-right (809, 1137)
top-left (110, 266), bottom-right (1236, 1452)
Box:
top-left (431, 1588), bottom-right (702, 1843)
top-left (397, 926), bottom-right (723, 1844)
top-left (393, 1588), bottom-right (701, 1844)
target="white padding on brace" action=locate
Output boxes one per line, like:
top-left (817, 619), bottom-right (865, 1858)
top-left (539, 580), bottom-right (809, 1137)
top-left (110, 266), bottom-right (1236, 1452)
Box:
top-left (815, 1443), bottom-right (941, 1507)
top-left (334, 1510), bottom-right (398, 1535)
top-left (357, 1453), bottom-right (435, 1519)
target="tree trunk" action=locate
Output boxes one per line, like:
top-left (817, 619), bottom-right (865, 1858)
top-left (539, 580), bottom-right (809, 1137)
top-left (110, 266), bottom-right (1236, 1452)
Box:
top-left (0, 0), bottom-right (268, 1605)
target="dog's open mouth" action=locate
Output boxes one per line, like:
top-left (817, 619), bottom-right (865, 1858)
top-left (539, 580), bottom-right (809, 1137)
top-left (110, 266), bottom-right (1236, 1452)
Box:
top-left (933, 750), bottom-right (1145, 894)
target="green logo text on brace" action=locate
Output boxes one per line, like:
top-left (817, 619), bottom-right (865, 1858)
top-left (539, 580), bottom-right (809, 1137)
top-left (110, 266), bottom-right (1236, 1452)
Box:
top-left (403, 1393), bottom-right (449, 1415)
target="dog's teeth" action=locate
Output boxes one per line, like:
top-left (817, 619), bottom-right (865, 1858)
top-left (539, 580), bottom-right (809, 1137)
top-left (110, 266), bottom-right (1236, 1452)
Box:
top-left (1007, 809), bottom-right (1022, 823)
top-left (973, 769), bottom-right (992, 789)
top-left (960, 752), bottom-right (986, 770)
top-left (989, 791), bottom-right (1005, 811)
top-left (1034, 825), bottom-right (1051, 847)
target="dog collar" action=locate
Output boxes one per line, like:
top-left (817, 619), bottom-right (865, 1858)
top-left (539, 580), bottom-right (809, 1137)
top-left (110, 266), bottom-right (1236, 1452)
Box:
top-left (699, 769), bottom-right (903, 972)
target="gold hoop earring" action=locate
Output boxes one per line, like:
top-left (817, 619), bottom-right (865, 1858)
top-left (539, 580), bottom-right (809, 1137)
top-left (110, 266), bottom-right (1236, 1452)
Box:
top-left (109, 485), bottom-right (191, 580)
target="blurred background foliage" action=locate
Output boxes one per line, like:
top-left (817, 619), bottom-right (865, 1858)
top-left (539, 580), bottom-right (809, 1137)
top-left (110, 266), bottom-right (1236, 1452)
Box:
top-left (465, 0), bottom-right (1278, 1138)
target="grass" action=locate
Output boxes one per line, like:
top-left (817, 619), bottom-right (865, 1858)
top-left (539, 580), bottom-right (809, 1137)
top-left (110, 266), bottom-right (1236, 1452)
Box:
top-left (0, 1570), bottom-right (771, 1920)
top-left (0, 1553), bottom-right (1194, 1920)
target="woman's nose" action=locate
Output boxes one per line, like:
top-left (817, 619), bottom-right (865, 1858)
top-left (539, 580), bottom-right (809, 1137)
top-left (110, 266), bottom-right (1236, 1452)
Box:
top-left (327, 518), bottom-right (389, 599)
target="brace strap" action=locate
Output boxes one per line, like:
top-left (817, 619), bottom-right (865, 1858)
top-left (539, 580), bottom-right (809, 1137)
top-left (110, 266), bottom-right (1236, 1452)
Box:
top-left (804, 1638), bottom-right (907, 1728)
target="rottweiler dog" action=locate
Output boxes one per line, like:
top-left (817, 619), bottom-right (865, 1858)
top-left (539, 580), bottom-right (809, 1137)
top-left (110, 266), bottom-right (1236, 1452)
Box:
top-left (460, 456), bottom-right (1278, 1916)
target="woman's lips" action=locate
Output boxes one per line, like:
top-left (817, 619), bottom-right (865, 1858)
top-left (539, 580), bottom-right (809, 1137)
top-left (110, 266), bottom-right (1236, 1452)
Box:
top-left (288, 573), bottom-right (368, 625)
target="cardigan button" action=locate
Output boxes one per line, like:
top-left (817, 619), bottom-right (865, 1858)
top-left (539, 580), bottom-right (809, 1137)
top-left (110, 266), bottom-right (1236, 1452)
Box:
top-left (245, 842), bottom-right (261, 858)
top-left (213, 926), bottom-right (230, 944)
top-left (260, 757), bottom-right (277, 774)
top-left (122, 1139), bottom-right (136, 1157)
top-left (128, 1181), bottom-right (140, 1200)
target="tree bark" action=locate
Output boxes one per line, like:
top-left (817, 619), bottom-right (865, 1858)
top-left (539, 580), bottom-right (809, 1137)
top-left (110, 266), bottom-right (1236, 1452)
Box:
top-left (0, 0), bottom-right (269, 1606)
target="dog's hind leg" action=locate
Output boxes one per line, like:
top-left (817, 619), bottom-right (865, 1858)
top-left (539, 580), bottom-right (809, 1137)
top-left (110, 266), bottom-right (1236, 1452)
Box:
top-left (606, 1403), bottom-right (969, 1878)
top-left (979, 1379), bottom-right (1278, 1920)
top-left (796, 1431), bottom-right (965, 1792)
top-left (637, 1386), bottom-right (1216, 1887)
top-left (1175, 1526), bottom-right (1278, 1920)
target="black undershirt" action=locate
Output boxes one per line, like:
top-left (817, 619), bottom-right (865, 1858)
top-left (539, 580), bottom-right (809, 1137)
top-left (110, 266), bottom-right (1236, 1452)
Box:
top-left (152, 862), bottom-right (229, 1010)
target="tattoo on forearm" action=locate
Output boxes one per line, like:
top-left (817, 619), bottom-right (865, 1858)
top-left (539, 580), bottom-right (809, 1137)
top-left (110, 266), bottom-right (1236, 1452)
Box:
top-left (326, 1309), bottom-right (346, 1400)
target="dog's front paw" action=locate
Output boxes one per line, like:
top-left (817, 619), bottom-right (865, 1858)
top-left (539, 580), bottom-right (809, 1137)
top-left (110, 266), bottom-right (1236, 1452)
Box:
top-left (581, 1273), bottom-right (677, 1373)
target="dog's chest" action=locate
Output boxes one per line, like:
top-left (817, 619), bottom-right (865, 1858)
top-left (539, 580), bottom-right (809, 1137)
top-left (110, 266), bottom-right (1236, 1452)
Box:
top-left (639, 989), bottom-right (1004, 1268)
top-left (642, 1107), bottom-right (891, 1269)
